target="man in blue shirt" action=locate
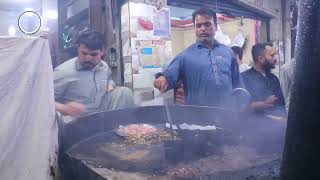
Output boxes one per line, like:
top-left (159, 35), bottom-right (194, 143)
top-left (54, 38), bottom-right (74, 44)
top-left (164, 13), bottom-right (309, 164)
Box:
top-left (154, 8), bottom-right (241, 107)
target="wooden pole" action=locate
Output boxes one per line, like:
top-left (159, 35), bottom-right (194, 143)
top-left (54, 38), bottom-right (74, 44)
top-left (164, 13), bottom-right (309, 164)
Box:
top-left (89, 0), bottom-right (104, 32)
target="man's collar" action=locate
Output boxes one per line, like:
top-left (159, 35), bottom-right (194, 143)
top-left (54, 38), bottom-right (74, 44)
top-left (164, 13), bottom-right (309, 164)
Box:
top-left (196, 39), bottom-right (221, 49)
top-left (252, 66), bottom-right (272, 77)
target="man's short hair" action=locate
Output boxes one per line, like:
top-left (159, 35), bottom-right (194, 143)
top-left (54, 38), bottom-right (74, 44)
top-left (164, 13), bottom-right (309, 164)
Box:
top-left (231, 46), bottom-right (244, 60)
top-left (76, 30), bottom-right (105, 50)
top-left (251, 42), bottom-right (273, 62)
top-left (192, 8), bottom-right (217, 27)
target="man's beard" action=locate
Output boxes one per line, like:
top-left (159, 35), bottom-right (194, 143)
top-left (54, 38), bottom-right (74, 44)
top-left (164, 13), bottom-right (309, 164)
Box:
top-left (263, 63), bottom-right (275, 73)
top-left (80, 62), bottom-right (96, 70)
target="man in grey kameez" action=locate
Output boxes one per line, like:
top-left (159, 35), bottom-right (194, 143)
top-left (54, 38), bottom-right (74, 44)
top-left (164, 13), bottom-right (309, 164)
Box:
top-left (280, 58), bottom-right (296, 111)
top-left (54, 30), bottom-right (134, 118)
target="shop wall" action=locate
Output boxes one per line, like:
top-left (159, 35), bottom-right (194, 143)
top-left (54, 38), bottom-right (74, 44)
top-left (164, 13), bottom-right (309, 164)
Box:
top-left (0, 10), bottom-right (21, 36)
top-left (238, 0), bottom-right (292, 68)
top-left (183, 28), bottom-right (195, 49)
top-left (171, 27), bottom-right (194, 57)
top-left (0, 0), bottom-right (43, 36)
top-left (171, 28), bottom-right (184, 57)
top-left (121, 0), bottom-right (174, 105)
top-left (0, 0), bottom-right (57, 36)
top-left (219, 19), bottom-right (255, 66)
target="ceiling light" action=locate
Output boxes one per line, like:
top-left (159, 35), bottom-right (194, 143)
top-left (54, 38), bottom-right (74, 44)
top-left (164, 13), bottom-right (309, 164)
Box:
top-left (8, 26), bottom-right (16, 36)
top-left (46, 10), bottom-right (58, 19)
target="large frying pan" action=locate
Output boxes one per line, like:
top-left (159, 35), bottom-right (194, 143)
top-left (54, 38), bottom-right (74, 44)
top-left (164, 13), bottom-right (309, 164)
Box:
top-left (60, 105), bottom-right (240, 151)
top-left (59, 105), bottom-right (285, 180)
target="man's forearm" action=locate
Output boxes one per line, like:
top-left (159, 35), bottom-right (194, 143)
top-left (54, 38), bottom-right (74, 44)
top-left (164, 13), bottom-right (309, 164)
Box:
top-left (250, 101), bottom-right (272, 111)
top-left (54, 101), bottom-right (86, 117)
top-left (55, 102), bottom-right (65, 114)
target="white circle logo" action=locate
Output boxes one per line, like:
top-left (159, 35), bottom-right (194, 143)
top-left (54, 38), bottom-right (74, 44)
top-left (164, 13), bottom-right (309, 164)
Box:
top-left (18, 11), bottom-right (41, 34)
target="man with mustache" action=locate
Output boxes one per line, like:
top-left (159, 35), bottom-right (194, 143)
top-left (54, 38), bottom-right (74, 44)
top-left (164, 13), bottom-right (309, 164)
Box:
top-left (154, 8), bottom-right (242, 107)
top-left (241, 43), bottom-right (285, 114)
top-left (54, 30), bottom-right (134, 118)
